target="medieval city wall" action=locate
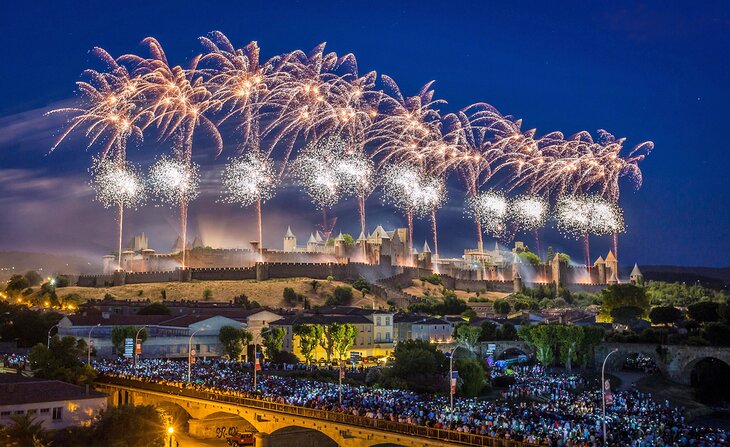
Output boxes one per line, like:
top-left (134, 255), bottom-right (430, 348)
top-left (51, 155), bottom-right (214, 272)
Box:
top-left (190, 267), bottom-right (257, 281)
top-left (125, 271), bottom-right (179, 284)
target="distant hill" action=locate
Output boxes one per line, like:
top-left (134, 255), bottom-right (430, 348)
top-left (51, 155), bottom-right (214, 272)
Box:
top-left (0, 251), bottom-right (99, 280)
top-left (633, 265), bottom-right (730, 290)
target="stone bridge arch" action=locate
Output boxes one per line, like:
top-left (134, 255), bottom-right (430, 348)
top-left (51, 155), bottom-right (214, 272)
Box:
top-left (596, 343), bottom-right (668, 378)
top-left (189, 411), bottom-right (258, 440)
top-left (269, 425), bottom-right (338, 447)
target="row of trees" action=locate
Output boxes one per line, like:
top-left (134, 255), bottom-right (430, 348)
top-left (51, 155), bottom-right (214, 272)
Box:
top-left (293, 323), bottom-right (358, 364)
top-left (518, 323), bottom-right (605, 371)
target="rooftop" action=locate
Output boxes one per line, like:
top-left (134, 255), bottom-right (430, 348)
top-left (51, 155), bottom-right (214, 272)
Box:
top-left (0, 374), bottom-right (105, 406)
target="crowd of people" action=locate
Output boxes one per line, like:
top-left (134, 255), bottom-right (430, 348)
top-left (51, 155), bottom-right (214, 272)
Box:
top-left (93, 358), bottom-right (729, 447)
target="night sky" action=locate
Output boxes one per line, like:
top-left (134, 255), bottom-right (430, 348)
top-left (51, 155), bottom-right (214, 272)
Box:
top-left (1, 0), bottom-right (729, 267)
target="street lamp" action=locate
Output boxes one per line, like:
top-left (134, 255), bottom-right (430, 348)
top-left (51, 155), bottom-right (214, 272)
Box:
top-left (187, 328), bottom-right (204, 383)
top-left (167, 426), bottom-right (174, 447)
top-left (47, 324), bottom-right (59, 349)
top-left (601, 348), bottom-right (619, 445)
top-left (250, 322), bottom-right (269, 391)
top-left (87, 323), bottom-right (101, 366)
top-left (134, 326), bottom-right (147, 369)
top-left (448, 342), bottom-right (469, 411)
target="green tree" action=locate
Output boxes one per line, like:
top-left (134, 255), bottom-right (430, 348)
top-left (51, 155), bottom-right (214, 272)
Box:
top-left (688, 301), bottom-right (720, 323)
top-left (321, 323), bottom-right (357, 361)
top-left (498, 323), bottom-right (518, 340)
top-left (137, 303), bottom-right (170, 315)
top-left (648, 306), bottom-right (683, 326)
top-left (352, 278), bottom-right (371, 293)
top-left (342, 233), bottom-right (355, 245)
top-left (478, 321), bottom-right (498, 341)
top-left (610, 306), bottom-right (645, 326)
top-left (24, 270), bottom-right (43, 287)
top-left (111, 326), bottom-right (148, 356)
top-left (454, 357), bottom-right (487, 397)
top-left (578, 325), bottom-right (605, 368)
top-left (0, 414), bottom-right (48, 446)
top-left (91, 405), bottom-right (166, 447)
top-left (5, 274), bottom-right (30, 292)
top-left (703, 322), bottom-right (730, 346)
top-left (388, 339), bottom-right (448, 393)
top-left (309, 280), bottom-right (320, 292)
top-left (283, 287), bottom-right (298, 304)
top-left (493, 299), bottom-right (511, 317)
top-left (293, 324), bottom-right (324, 365)
top-left (261, 327), bottom-right (285, 358)
top-left (330, 286), bottom-right (354, 305)
top-left (29, 336), bottom-right (96, 385)
top-left (518, 251), bottom-right (541, 265)
top-left (202, 288), bottom-right (213, 301)
top-left (555, 324), bottom-right (583, 371)
top-left (519, 324), bottom-right (556, 365)
top-left (600, 284), bottom-right (650, 321)
top-left (454, 323), bottom-right (480, 352)
top-left (218, 326), bottom-right (252, 361)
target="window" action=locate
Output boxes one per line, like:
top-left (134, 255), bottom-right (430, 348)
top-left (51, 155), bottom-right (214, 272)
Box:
top-left (0, 411), bottom-right (10, 418)
top-left (376, 333), bottom-right (381, 342)
top-left (376, 316), bottom-right (381, 325)
top-left (385, 317), bottom-right (390, 326)
top-left (40, 408), bottom-right (49, 414)
top-left (386, 332), bottom-right (391, 342)
top-left (14, 410), bottom-right (24, 415)
top-left (52, 407), bottom-right (62, 421)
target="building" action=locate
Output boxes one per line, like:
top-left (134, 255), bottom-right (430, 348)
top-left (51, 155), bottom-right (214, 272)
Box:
top-left (57, 314), bottom-right (247, 359)
top-left (410, 317), bottom-right (454, 343)
top-left (269, 307), bottom-right (395, 360)
top-left (0, 374), bottom-right (106, 430)
top-left (630, 263), bottom-right (644, 285)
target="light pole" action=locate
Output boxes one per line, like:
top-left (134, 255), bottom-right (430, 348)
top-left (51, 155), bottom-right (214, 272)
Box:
top-left (47, 324), bottom-right (59, 348)
top-left (167, 426), bottom-right (174, 447)
top-left (134, 326), bottom-right (147, 369)
top-left (187, 328), bottom-right (204, 383)
top-left (448, 343), bottom-right (469, 411)
top-left (252, 323), bottom-right (268, 391)
top-left (87, 323), bottom-right (101, 366)
top-left (601, 348), bottom-right (619, 445)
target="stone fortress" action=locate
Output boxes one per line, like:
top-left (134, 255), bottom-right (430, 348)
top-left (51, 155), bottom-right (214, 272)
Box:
top-left (95, 224), bottom-right (642, 294)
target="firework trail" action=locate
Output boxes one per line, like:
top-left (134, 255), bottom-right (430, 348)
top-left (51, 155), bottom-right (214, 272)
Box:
top-left (221, 151), bottom-right (277, 255)
top-left (90, 157), bottom-right (146, 270)
top-left (148, 156), bottom-right (201, 267)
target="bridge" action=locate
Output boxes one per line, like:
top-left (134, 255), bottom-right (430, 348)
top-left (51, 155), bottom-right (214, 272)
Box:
top-left (595, 343), bottom-right (730, 385)
top-left (96, 377), bottom-right (536, 447)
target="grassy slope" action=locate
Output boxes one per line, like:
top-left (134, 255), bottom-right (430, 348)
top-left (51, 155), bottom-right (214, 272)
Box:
top-left (51, 278), bottom-right (387, 309)
top-left (403, 279), bottom-right (510, 301)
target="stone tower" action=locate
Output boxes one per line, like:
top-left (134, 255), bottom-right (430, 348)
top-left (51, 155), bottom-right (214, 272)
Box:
top-left (421, 241), bottom-right (432, 268)
top-left (513, 270), bottom-right (523, 293)
top-left (283, 226), bottom-right (297, 252)
top-left (594, 256), bottom-right (606, 285)
top-left (605, 250), bottom-right (618, 282)
top-left (630, 263), bottom-right (644, 285)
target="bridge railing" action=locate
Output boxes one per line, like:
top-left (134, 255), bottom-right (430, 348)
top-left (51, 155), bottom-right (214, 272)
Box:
top-left (97, 377), bottom-right (539, 447)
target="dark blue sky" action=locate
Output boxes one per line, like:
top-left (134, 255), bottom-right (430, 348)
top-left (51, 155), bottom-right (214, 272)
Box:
top-left (0, 0), bottom-right (728, 267)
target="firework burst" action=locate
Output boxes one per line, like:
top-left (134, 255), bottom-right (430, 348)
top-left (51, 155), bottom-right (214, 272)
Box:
top-left (148, 156), bottom-right (200, 205)
top-left (509, 195), bottom-right (548, 230)
top-left (291, 135), bottom-right (348, 209)
top-left (467, 190), bottom-right (508, 238)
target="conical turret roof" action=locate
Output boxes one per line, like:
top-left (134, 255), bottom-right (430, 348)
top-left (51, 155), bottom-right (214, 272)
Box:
top-left (335, 232), bottom-right (345, 242)
top-left (593, 256), bottom-right (605, 266)
top-left (605, 250), bottom-right (617, 262)
top-left (422, 241), bottom-right (431, 253)
top-left (285, 226), bottom-right (295, 238)
top-left (307, 233), bottom-right (317, 243)
top-left (314, 231), bottom-right (324, 243)
top-left (630, 263), bottom-right (642, 277)
top-left (357, 231), bottom-right (367, 241)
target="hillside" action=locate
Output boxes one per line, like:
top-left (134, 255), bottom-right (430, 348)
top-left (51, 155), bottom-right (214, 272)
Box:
top-left (49, 277), bottom-right (387, 309)
top-left (403, 279), bottom-right (510, 301)
top-left (635, 265), bottom-right (730, 289)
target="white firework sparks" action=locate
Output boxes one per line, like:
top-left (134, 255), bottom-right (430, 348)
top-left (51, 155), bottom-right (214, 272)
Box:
top-left (509, 195), bottom-right (548, 230)
top-left (90, 157), bottom-right (146, 208)
top-left (334, 148), bottom-right (375, 197)
top-left (556, 195), bottom-right (625, 237)
top-left (221, 151), bottom-right (277, 206)
top-left (467, 190), bottom-right (508, 237)
top-left (148, 155), bottom-right (200, 206)
top-left (380, 163), bottom-right (424, 215)
top-left (291, 135), bottom-right (347, 209)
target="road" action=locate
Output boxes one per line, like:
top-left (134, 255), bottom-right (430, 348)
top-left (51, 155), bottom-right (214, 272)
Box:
top-left (169, 433), bottom-right (227, 447)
